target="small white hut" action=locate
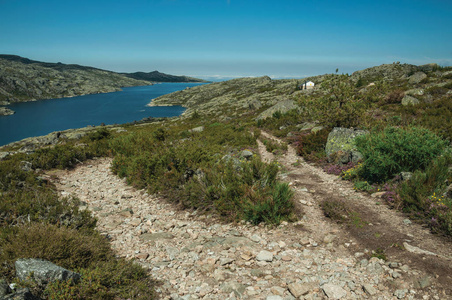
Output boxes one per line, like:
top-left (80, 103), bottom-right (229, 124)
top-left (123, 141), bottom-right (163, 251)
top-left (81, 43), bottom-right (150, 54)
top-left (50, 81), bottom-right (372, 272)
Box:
top-left (301, 81), bottom-right (315, 90)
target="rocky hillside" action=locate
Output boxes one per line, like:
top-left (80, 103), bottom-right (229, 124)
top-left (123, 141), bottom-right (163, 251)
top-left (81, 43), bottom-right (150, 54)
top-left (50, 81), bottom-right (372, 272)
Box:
top-left (149, 63), bottom-right (452, 120)
top-left (0, 55), bottom-right (151, 103)
top-left (123, 70), bottom-right (207, 83)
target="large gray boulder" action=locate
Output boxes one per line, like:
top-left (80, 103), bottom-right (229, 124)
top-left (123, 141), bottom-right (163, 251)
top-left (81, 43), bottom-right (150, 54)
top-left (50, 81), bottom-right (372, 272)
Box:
top-left (15, 258), bottom-right (80, 285)
top-left (256, 100), bottom-right (299, 120)
top-left (408, 72), bottom-right (427, 84)
top-left (401, 95), bottom-right (420, 106)
top-left (325, 128), bottom-right (368, 164)
top-left (1, 288), bottom-right (39, 300)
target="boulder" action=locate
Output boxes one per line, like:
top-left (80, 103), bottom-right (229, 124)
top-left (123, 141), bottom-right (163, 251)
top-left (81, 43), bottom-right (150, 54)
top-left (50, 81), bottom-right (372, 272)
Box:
top-left (247, 99), bottom-right (262, 110)
top-left (1, 288), bottom-right (39, 300)
top-left (256, 100), bottom-right (299, 120)
top-left (401, 95), bottom-right (420, 106)
top-left (189, 126), bottom-right (204, 133)
top-left (418, 63), bottom-right (439, 72)
top-left (408, 72), bottom-right (427, 84)
top-left (405, 88), bottom-right (424, 96)
top-left (322, 283), bottom-right (347, 299)
top-left (0, 278), bottom-right (11, 297)
top-left (15, 258), bottom-right (80, 285)
top-left (240, 150), bottom-right (253, 160)
top-left (325, 128), bottom-right (368, 164)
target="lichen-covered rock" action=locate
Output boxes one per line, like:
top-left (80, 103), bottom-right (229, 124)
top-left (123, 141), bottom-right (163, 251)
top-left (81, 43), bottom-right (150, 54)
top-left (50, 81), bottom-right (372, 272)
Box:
top-left (401, 95), bottom-right (420, 106)
top-left (325, 128), bottom-right (368, 164)
top-left (408, 72), bottom-right (427, 84)
top-left (405, 88), bottom-right (424, 96)
top-left (15, 258), bottom-right (80, 285)
top-left (0, 278), bottom-right (11, 297)
top-left (1, 288), bottom-right (39, 300)
top-left (256, 100), bottom-right (299, 120)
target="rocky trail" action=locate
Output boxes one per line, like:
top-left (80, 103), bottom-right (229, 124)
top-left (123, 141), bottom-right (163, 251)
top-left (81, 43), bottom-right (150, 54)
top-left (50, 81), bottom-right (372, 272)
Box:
top-left (50, 133), bottom-right (451, 300)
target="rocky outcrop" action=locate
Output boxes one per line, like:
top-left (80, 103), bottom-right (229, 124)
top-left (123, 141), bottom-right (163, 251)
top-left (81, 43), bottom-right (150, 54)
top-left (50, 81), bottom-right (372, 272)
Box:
top-left (0, 107), bottom-right (14, 116)
top-left (256, 100), bottom-right (299, 120)
top-left (0, 259), bottom-right (79, 299)
top-left (0, 55), bottom-right (152, 103)
top-left (351, 63), bottom-right (419, 83)
top-left (148, 76), bottom-right (301, 118)
top-left (15, 258), bottom-right (80, 285)
top-left (325, 127), bottom-right (368, 164)
top-left (401, 95), bottom-right (420, 106)
top-left (408, 72), bottom-right (428, 84)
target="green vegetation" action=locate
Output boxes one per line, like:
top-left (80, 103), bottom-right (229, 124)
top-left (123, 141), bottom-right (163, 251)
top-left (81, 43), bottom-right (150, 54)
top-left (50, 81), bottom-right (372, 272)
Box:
top-left (355, 126), bottom-right (448, 183)
top-left (110, 121), bottom-right (295, 224)
top-left (0, 131), bottom-right (154, 299)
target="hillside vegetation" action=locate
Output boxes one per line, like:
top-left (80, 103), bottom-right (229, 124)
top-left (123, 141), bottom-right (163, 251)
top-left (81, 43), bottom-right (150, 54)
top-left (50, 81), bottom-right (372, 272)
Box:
top-left (0, 62), bottom-right (451, 299)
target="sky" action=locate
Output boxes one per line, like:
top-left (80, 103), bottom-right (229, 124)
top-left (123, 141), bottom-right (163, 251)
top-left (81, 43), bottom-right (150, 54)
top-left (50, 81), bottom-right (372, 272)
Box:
top-left (0, 0), bottom-right (451, 79)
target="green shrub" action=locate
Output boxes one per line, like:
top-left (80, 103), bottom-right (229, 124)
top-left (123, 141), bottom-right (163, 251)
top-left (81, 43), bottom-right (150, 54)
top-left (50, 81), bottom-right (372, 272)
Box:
top-left (1, 224), bottom-right (155, 299)
top-left (294, 128), bottom-right (330, 160)
top-left (355, 126), bottom-right (448, 183)
top-left (244, 182), bottom-right (295, 225)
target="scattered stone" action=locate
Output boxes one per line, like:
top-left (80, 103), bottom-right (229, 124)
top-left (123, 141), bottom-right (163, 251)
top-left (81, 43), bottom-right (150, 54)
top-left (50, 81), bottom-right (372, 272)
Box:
top-left (140, 232), bottom-right (175, 241)
top-left (325, 127), bottom-right (368, 164)
top-left (363, 284), bottom-right (378, 296)
top-left (266, 295), bottom-right (283, 300)
top-left (403, 242), bottom-right (436, 256)
top-left (220, 258), bottom-right (235, 266)
top-left (403, 219), bottom-right (412, 225)
top-left (288, 282), bottom-right (310, 298)
top-left (394, 289), bottom-right (408, 299)
top-left (401, 95), bottom-right (420, 106)
top-left (190, 126), bottom-right (204, 133)
top-left (322, 283), bottom-right (347, 299)
top-left (240, 150), bottom-right (253, 160)
top-left (408, 72), bottom-right (427, 84)
top-left (256, 250), bottom-right (273, 262)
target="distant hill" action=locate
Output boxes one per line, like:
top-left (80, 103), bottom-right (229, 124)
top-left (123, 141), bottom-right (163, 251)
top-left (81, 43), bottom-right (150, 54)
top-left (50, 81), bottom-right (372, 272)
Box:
top-left (123, 70), bottom-right (207, 83)
top-left (0, 55), bottom-right (151, 104)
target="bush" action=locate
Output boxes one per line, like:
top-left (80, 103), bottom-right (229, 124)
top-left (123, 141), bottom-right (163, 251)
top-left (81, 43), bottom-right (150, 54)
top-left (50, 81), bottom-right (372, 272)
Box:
top-left (244, 182), bottom-right (295, 225)
top-left (355, 126), bottom-right (448, 183)
top-left (396, 153), bottom-right (452, 235)
top-left (294, 128), bottom-right (330, 160)
top-left (383, 89), bottom-right (405, 104)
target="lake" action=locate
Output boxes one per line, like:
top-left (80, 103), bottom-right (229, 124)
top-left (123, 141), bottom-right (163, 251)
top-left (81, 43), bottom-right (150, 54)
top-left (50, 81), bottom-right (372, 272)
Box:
top-left (0, 83), bottom-right (205, 146)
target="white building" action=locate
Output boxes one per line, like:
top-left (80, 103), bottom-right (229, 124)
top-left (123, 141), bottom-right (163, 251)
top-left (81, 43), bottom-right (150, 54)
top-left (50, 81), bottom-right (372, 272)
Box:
top-left (301, 81), bottom-right (315, 90)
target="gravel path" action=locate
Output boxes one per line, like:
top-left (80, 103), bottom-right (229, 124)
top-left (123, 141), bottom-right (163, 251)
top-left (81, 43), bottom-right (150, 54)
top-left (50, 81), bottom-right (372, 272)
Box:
top-left (50, 136), bottom-right (451, 299)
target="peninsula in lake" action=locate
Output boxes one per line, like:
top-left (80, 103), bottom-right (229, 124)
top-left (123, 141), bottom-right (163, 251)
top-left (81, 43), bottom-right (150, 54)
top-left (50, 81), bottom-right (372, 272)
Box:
top-left (0, 55), bottom-right (206, 109)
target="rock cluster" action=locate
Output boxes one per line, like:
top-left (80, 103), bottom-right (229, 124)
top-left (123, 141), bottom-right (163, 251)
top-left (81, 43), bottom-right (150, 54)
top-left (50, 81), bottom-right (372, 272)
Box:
top-left (52, 158), bottom-right (438, 299)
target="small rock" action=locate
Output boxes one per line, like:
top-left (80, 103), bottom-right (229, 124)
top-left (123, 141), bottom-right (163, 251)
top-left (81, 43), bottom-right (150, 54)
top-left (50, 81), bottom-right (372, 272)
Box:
top-left (394, 289), bottom-right (408, 299)
top-left (403, 219), bottom-right (412, 225)
top-left (288, 282), bottom-right (310, 298)
top-left (322, 283), bottom-right (347, 299)
top-left (256, 250), bottom-right (273, 262)
top-left (363, 284), bottom-right (377, 296)
top-left (266, 296), bottom-right (283, 300)
top-left (220, 258), bottom-right (235, 266)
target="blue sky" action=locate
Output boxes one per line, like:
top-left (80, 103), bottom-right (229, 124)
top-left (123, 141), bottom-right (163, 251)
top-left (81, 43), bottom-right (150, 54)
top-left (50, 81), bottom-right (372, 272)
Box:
top-left (1, 0), bottom-right (451, 79)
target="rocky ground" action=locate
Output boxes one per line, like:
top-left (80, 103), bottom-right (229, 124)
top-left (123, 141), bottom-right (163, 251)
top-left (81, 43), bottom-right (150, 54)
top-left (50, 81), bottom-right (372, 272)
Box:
top-left (50, 134), bottom-right (451, 300)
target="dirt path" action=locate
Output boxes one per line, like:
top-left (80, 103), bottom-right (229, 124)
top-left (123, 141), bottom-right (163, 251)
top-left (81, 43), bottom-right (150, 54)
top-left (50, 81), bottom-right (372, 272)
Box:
top-left (258, 131), bottom-right (452, 297)
top-left (49, 134), bottom-right (452, 299)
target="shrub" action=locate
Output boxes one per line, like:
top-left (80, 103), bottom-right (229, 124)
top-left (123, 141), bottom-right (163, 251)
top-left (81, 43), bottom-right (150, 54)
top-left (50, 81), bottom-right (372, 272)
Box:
top-left (294, 128), bottom-right (330, 160)
top-left (355, 126), bottom-right (448, 183)
top-left (244, 182), bottom-right (295, 225)
top-left (383, 89), bottom-right (405, 104)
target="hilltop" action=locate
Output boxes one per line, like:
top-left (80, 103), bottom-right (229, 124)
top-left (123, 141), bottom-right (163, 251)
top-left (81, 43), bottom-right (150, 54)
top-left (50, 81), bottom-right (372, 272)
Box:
top-left (123, 70), bottom-right (207, 83)
top-left (0, 55), bottom-right (151, 104)
top-left (0, 55), bottom-right (205, 108)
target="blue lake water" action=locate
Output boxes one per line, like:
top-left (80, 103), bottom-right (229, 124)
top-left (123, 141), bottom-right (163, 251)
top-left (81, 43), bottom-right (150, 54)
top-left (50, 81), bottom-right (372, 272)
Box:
top-left (0, 82), bottom-right (205, 146)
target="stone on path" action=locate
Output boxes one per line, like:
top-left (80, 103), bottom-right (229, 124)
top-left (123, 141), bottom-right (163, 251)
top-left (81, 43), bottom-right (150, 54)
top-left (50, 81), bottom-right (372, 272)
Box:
top-left (322, 283), bottom-right (347, 299)
top-left (256, 250), bottom-right (273, 262)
